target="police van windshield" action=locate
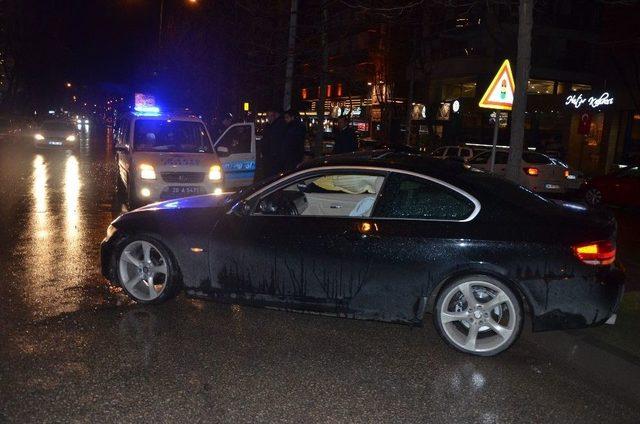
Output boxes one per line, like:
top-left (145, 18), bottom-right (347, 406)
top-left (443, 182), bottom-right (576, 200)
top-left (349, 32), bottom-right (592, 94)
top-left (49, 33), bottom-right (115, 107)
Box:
top-left (133, 119), bottom-right (213, 153)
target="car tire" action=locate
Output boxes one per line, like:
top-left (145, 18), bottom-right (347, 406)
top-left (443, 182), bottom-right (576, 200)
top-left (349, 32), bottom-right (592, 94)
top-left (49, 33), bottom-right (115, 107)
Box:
top-left (433, 275), bottom-right (523, 356)
top-left (585, 188), bottom-right (602, 207)
top-left (114, 236), bottom-right (180, 304)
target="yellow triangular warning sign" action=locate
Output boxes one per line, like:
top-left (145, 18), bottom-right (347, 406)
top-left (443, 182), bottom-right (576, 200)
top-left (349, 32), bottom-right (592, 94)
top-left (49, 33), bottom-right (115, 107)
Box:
top-left (479, 60), bottom-right (515, 111)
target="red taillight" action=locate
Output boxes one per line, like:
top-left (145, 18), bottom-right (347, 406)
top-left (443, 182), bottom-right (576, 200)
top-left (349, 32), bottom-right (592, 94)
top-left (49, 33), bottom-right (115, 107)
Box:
top-left (572, 240), bottom-right (616, 266)
top-left (563, 170), bottom-right (570, 178)
top-left (523, 167), bottom-right (539, 176)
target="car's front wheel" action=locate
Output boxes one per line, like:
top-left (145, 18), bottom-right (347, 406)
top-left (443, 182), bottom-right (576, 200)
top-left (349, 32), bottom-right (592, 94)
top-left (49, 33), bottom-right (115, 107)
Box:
top-left (434, 275), bottom-right (522, 356)
top-left (116, 237), bottom-right (180, 304)
top-left (585, 187), bottom-right (603, 207)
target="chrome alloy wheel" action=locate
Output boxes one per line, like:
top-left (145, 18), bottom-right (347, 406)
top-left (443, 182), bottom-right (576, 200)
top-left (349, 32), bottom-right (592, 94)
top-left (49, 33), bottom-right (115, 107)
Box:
top-left (438, 280), bottom-right (518, 354)
top-left (118, 240), bottom-right (168, 301)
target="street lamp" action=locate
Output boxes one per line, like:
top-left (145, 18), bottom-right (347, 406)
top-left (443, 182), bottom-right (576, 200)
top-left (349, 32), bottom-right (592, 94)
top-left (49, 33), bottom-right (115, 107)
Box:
top-left (65, 82), bottom-right (72, 88)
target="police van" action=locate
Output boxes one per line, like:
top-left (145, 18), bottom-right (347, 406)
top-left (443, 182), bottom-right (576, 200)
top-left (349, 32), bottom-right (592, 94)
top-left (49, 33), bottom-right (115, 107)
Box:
top-left (114, 108), bottom-right (256, 208)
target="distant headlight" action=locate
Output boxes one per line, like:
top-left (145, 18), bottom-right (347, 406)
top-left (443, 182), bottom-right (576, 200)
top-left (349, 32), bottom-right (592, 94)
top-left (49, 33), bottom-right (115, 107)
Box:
top-left (209, 164), bottom-right (222, 181)
top-left (84, 119), bottom-right (89, 124)
top-left (34, 133), bottom-right (45, 140)
top-left (66, 135), bottom-right (76, 142)
top-left (139, 163), bottom-right (157, 180)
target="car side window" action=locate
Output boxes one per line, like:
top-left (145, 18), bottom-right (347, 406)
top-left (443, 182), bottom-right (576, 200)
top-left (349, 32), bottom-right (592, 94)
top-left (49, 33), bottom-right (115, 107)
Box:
top-left (253, 173), bottom-right (385, 217)
top-left (373, 173), bottom-right (476, 221)
top-left (217, 125), bottom-right (251, 154)
top-left (495, 151), bottom-right (508, 165)
top-left (469, 152), bottom-right (490, 164)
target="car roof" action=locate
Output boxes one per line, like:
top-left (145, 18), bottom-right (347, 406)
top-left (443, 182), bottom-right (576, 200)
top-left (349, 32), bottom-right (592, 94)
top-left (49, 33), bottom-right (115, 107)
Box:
top-left (299, 150), bottom-right (468, 178)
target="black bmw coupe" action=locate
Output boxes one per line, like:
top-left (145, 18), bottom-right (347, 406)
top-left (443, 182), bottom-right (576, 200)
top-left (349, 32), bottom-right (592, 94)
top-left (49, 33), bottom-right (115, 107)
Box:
top-left (101, 151), bottom-right (624, 356)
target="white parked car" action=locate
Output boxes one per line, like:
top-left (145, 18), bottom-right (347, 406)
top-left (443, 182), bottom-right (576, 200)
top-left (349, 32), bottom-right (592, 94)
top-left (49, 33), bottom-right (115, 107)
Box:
top-left (466, 149), bottom-right (582, 194)
top-left (430, 145), bottom-right (485, 161)
top-left (115, 110), bottom-right (256, 208)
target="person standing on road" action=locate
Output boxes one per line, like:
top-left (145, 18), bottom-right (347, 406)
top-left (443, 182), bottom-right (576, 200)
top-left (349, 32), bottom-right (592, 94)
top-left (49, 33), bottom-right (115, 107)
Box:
top-left (333, 116), bottom-right (358, 154)
top-left (257, 108), bottom-right (287, 180)
top-left (280, 110), bottom-right (306, 173)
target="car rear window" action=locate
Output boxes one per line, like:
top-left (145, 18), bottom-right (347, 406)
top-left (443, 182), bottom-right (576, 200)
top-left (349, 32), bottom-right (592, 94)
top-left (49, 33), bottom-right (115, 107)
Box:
top-left (523, 152), bottom-right (552, 164)
top-left (374, 173), bottom-right (476, 221)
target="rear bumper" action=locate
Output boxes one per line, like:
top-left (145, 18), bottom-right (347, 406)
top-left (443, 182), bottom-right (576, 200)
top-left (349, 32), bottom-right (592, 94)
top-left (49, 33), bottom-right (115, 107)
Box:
top-left (531, 264), bottom-right (625, 332)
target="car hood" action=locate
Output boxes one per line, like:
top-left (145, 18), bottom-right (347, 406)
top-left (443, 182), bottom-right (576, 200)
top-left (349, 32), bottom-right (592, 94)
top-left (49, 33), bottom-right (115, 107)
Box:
top-left (136, 193), bottom-right (230, 211)
top-left (40, 129), bottom-right (75, 137)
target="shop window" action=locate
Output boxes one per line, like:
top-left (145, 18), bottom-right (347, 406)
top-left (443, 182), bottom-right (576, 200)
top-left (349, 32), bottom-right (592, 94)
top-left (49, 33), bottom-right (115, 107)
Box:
top-left (442, 82), bottom-right (476, 99)
top-left (571, 83), bottom-right (591, 92)
top-left (527, 79), bottom-right (555, 94)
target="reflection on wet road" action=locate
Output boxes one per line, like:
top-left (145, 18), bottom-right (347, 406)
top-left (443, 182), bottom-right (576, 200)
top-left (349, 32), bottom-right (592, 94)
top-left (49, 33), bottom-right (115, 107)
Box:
top-left (0, 127), bottom-right (639, 423)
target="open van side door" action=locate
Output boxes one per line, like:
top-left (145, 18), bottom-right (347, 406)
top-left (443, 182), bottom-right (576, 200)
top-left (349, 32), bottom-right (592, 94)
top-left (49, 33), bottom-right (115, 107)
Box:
top-left (213, 122), bottom-right (256, 190)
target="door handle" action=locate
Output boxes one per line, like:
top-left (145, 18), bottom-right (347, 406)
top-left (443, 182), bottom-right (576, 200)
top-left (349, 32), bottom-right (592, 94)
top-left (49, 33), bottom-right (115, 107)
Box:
top-left (330, 204), bottom-right (342, 209)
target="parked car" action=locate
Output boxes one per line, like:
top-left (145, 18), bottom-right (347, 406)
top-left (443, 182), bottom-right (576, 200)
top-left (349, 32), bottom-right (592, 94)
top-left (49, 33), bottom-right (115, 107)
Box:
top-left (467, 149), bottom-right (582, 194)
top-left (101, 150), bottom-right (624, 356)
top-left (582, 165), bottom-right (640, 207)
top-left (430, 145), bottom-right (485, 161)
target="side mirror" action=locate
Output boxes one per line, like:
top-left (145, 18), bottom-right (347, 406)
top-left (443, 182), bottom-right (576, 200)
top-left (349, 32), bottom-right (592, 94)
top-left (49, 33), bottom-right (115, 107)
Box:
top-left (115, 144), bottom-right (129, 153)
top-left (231, 200), bottom-right (252, 216)
top-left (216, 146), bottom-right (230, 157)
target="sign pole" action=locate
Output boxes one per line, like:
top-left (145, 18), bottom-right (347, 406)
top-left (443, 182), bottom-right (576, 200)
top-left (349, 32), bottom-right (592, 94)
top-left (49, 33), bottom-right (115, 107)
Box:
top-left (489, 111), bottom-right (499, 173)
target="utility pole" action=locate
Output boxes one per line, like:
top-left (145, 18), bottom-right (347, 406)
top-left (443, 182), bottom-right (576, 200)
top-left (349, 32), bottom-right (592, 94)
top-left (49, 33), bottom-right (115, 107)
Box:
top-left (283, 0), bottom-right (298, 111)
top-left (507, 0), bottom-right (533, 182)
top-left (314, 1), bottom-right (329, 157)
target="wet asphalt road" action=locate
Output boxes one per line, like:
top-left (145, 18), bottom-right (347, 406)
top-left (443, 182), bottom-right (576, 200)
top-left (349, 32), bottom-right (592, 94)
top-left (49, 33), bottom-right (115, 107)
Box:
top-left (1, 126), bottom-right (639, 423)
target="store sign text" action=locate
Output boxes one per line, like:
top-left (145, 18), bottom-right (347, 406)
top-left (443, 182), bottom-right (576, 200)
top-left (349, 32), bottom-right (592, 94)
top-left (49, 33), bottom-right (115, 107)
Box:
top-left (565, 92), bottom-right (614, 109)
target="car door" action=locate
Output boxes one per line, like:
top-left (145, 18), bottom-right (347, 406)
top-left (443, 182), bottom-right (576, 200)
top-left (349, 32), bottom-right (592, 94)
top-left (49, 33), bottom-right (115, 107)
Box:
top-left (213, 123), bottom-right (256, 190)
top-left (207, 169), bottom-right (388, 317)
top-left (614, 166), bottom-right (640, 205)
top-left (360, 171), bottom-right (481, 322)
top-left (115, 118), bottom-right (132, 187)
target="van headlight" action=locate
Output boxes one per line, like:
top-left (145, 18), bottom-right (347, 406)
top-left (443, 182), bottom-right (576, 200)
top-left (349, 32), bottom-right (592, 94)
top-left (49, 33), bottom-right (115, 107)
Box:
top-left (139, 163), bottom-right (157, 180)
top-left (209, 164), bottom-right (222, 181)
top-left (34, 134), bottom-right (45, 140)
top-left (66, 135), bottom-right (76, 142)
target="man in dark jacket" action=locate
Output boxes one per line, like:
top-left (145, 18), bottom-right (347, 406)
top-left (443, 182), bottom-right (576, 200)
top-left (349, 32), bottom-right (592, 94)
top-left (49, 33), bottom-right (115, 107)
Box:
top-left (257, 108), bottom-right (287, 180)
top-left (333, 116), bottom-right (358, 154)
top-left (280, 110), bottom-right (306, 173)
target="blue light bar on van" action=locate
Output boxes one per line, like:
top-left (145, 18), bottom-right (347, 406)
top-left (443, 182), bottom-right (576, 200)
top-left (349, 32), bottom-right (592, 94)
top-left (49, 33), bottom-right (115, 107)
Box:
top-left (134, 105), bottom-right (161, 114)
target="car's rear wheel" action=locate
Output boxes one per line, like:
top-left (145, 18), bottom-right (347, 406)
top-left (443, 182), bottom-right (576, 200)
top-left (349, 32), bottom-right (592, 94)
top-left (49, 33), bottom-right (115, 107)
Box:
top-left (116, 237), bottom-right (179, 304)
top-left (434, 275), bottom-right (522, 356)
top-left (585, 188), bottom-right (602, 206)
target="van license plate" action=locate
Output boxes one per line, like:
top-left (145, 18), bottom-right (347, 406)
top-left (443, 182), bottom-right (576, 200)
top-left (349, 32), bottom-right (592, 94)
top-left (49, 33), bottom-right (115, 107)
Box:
top-left (168, 186), bottom-right (200, 195)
